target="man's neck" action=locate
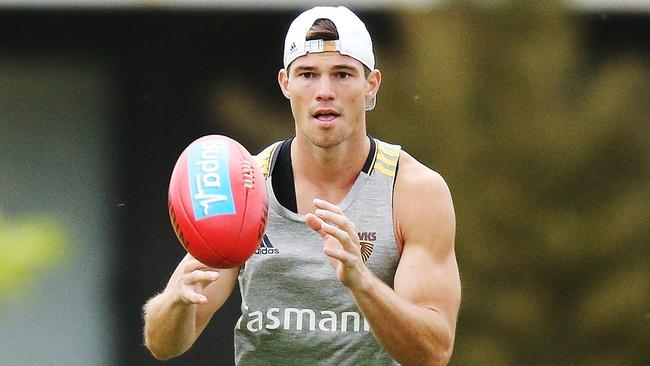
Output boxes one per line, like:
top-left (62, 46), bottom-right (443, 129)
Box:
top-left (291, 134), bottom-right (370, 213)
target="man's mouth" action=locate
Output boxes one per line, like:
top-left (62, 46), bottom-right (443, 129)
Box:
top-left (312, 109), bottom-right (340, 122)
top-left (315, 114), bottom-right (338, 121)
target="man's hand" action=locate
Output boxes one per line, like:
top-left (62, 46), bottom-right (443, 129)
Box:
top-left (168, 255), bottom-right (221, 305)
top-left (143, 253), bottom-right (239, 360)
top-left (305, 198), bottom-right (372, 292)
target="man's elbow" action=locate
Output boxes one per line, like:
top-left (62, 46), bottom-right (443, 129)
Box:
top-left (402, 345), bottom-right (451, 366)
top-left (147, 347), bottom-right (172, 361)
top-left (397, 336), bottom-right (452, 366)
top-left (435, 336), bottom-right (455, 366)
top-left (432, 347), bottom-right (453, 366)
top-left (423, 329), bottom-right (454, 366)
top-left (144, 330), bottom-right (184, 361)
top-left (145, 337), bottom-right (169, 361)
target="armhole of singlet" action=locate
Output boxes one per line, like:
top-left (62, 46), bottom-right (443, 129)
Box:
top-left (270, 137), bottom-right (297, 213)
top-left (361, 136), bottom-right (377, 174)
top-left (267, 139), bottom-right (287, 176)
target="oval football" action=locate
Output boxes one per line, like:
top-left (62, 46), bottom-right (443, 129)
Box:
top-left (168, 135), bottom-right (268, 268)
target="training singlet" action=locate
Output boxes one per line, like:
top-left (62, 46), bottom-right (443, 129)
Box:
top-left (234, 137), bottom-right (402, 365)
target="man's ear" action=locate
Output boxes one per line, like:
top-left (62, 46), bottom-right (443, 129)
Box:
top-left (278, 68), bottom-right (290, 99)
top-left (366, 69), bottom-right (382, 102)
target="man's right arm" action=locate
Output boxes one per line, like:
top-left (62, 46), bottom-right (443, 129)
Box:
top-left (143, 253), bottom-right (240, 360)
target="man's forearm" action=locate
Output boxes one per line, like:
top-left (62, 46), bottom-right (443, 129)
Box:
top-left (143, 292), bottom-right (198, 360)
top-left (350, 275), bottom-right (453, 366)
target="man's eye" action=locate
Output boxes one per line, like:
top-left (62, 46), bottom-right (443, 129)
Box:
top-left (336, 72), bottom-right (350, 79)
top-left (300, 72), bottom-right (314, 79)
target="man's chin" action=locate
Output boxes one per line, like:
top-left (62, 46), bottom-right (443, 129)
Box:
top-left (305, 133), bottom-right (345, 149)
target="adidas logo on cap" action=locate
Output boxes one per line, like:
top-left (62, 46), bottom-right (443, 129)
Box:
top-left (289, 41), bottom-right (297, 55)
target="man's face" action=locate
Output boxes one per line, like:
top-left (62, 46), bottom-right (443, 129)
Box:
top-left (279, 52), bottom-right (378, 149)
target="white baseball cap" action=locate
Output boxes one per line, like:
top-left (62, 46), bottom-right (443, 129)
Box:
top-left (283, 6), bottom-right (377, 110)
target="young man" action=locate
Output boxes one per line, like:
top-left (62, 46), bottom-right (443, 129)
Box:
top-left (144, 6), bottom-right (461, 366)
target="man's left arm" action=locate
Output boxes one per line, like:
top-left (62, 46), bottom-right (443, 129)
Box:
top-left (305, 156), bottom-right (461, 366)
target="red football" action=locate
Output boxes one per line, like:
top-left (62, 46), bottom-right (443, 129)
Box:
top-left (168, 135), bottom-right (268, 268)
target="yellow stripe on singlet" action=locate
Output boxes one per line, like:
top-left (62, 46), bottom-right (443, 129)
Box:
top-left (255, 142), bottom-right (281, 178)
top-left (256, 156), bottom-right (270, 176)
top-left (377, 144), bottom-right (399, 158)
top-left (374, 162), bottom-right (396, 177)
top-left (371, 141), bottom-right (400, 178)
top-left (376, 151), bottom-right (397, 167)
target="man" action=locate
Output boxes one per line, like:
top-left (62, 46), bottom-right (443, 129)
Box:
top-left (143, 6), bottom-right (461, 366)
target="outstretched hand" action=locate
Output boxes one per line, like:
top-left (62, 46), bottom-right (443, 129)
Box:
top-left (305, 198), bottom-right (371, 292)
top-left (172, 255), bottom-right (221, 305)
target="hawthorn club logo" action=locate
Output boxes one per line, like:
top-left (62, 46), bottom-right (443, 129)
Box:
top-left (357, 232), bottom-right (376, 262)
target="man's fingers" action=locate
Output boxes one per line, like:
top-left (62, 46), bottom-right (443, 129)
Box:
top-left (312, 198), bottom-right (357, 242)
top-left (183, 258), bottom-right (209, 271)
top-left (183, 288), bottom-right (208, 305)
top-left (182, 254), bottom-right (222, 273)
top-left (323, 240), bottom-right (345, 261)
top-left (179, 272), bottom-right (216, 305)
top-left (313, 198), bottom-right (344, 214)
top-left (320, 222), bottom-right (358, 253)
top-left (314, 208), bottom-right (356, 237)
top-left (305, 213), bottom-right (327, 237)
top-left (323, 245), bottom-right (346, 262)
top-left (183, 270), bottom-right (220, 285)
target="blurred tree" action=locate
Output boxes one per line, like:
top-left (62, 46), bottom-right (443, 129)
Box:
top-left (0, 213), bottom-right (68, 308)
top-left (373, 1), bottom-right (650, 365)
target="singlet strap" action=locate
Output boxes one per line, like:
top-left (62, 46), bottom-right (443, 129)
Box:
top-left (369, 139), bottom-right (401, 178)
top-left (254, 141), bottom-right (283, 179)
top-left (361, 136), bottom-right (377, 174)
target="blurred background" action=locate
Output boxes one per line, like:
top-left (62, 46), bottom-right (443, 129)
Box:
top-left (0, 0), bottom-right (648, 365)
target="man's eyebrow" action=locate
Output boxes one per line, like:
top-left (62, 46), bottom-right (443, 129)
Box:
top-left (293, 65), bottom-right (317, 72)
top-left (332, 64), bottom-right (358, 71)
top-left (292, 64), bottom-right (359, 74)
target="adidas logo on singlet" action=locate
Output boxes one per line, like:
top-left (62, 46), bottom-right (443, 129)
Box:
top-left (255, 234), bottom-right (279, 255)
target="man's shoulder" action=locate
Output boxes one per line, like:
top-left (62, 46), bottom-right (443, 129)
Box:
top-left (394, 150), bottom-right (455, 253)
top-left (396, 150), bottom-right (448, 194)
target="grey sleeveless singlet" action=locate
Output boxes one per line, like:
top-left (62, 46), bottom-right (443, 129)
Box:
top-left (234, 138), bottom-right (402, 365)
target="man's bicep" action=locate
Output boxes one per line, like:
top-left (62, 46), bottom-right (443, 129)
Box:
top-left (394, 240), bottom-right (461, 320)
top-left (392, 161), bottom-right (461, 325)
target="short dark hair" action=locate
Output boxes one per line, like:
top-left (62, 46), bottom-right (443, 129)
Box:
top-left (288, 18), bottom-right (371, 78)
top-left (306, 18), bottom-right (339, 41)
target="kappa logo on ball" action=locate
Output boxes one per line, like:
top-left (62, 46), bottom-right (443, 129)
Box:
top-left (188, 140), bottom-right (236, 220)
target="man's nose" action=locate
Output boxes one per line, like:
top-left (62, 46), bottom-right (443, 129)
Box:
top-left (315, 77), bottom-right (335, 101)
